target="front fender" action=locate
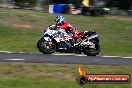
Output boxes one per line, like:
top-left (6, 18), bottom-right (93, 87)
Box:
top-left (43, 37), bottom-right (51, 41)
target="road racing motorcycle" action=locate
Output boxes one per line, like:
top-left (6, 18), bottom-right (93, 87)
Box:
top-left (37, 25), bottom-right (100, 56)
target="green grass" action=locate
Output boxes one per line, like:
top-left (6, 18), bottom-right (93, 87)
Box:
top-left (0, 63), bottom-right (131, 88)
top-left (0, 8), bottom-right (132, 56)
top-left (0, 8), bottom-right (132, 88)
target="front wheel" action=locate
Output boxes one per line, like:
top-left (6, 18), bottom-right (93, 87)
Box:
top-left (82, 41), bottom-right (100, 56)
top-left (37, 38), bottom-right (56, 54)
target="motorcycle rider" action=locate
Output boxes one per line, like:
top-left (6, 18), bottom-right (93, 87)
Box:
top-left (54, 16), bottom-right (82, 44)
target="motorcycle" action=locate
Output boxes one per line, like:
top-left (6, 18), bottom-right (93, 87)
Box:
top-left (37, 25), bottom-right (100, 56)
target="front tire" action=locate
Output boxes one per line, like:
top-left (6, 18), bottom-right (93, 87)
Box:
top-left (37, 38), bottom-right (56, 54)
top-left (82, 41), bottom-right (100, 56)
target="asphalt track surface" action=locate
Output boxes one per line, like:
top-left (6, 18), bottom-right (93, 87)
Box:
top-left (0, 52), bottom-right (132, 65)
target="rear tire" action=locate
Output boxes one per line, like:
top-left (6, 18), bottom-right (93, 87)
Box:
top-left (82, 41), bottom-right (100, 56)
top-left (37, 38), bottom-right (56, 54)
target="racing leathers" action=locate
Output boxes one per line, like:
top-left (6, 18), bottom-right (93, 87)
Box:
top-left (55, 21), bottom-right (81, 41)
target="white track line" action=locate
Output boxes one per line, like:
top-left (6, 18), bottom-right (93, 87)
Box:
top-left (122, 57), bottom-right (132, 59)
top-left (0, 51), bottom-right (12, 53)
top-left (102, 56), bottom-right (121, 58)
top-left (0, 51), bottom-right (132, 58)
top-left (5, 59), bottom-right (25, 61)
top-left (20, 52), bottom-right (25, 53)
top-left (53, 53), bottom-right (73, 55)
top-left (53, 53), bottom-right (87, 56)
top-left (75, 54), bottom-right (87, 56)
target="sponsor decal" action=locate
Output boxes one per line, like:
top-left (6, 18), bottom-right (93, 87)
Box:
top-left (76, 65), bottom-right (131, 85)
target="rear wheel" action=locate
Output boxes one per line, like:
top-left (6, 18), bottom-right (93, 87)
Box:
top-left (82, 41), bottom-right (100, 56)
top-left (37, 38), bottom-right (56, 54)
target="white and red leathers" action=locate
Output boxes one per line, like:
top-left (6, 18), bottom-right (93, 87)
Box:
top-left (56, 21), bottom-right (81, 40)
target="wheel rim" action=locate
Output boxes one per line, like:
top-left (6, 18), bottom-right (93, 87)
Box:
top-left (41, 41), bottom-right (56, 52)
top-left (85, 42), bottom-right (99, 52)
